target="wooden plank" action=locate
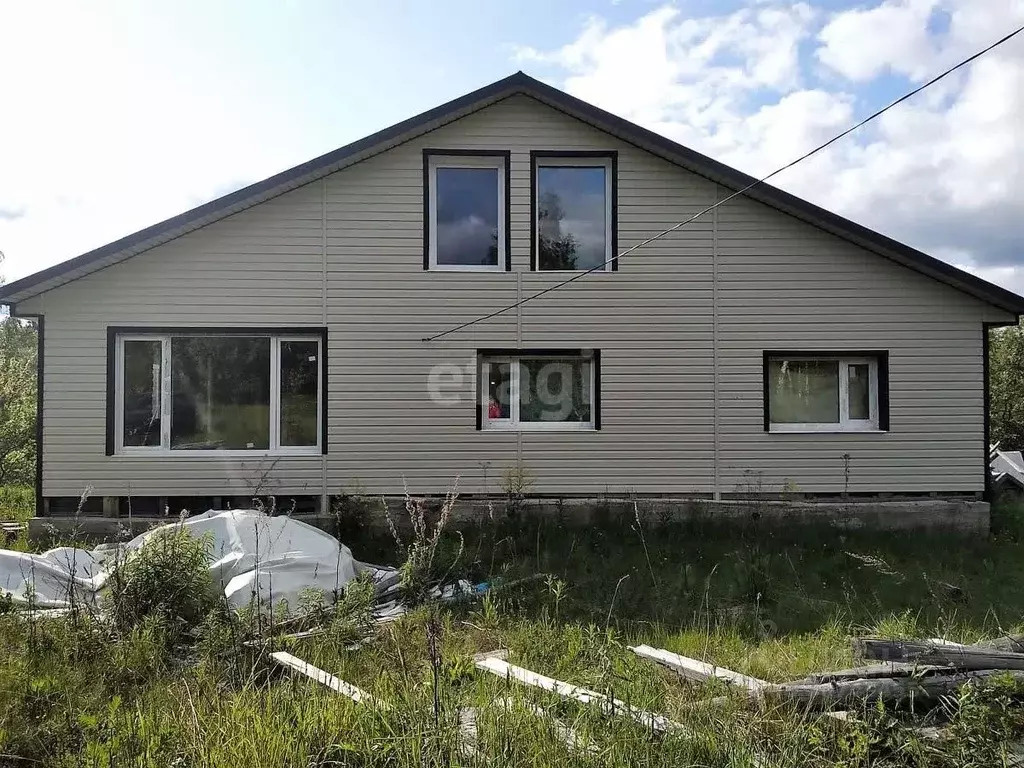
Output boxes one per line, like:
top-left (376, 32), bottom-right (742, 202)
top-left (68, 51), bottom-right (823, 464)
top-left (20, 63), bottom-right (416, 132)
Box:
top-left (855, 638), bottom-right (1024, 670)
top-left (629, 644), bottom-right (765, 692)
top-left (473, 653), bottom-right (683, 733)
top-left (786, 662), bottom-right (947, 685)
top-left (270, 651), bottom-right (374, 704)
top-left (925, 638), bottom-right (969, 649)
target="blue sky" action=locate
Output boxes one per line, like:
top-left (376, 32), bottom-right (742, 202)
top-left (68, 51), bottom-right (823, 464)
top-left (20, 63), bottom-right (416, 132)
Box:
top-left (1, 0), bottom-right (1022, 295)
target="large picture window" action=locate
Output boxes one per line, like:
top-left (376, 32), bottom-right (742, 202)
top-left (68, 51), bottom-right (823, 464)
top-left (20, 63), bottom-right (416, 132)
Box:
top-left (532, 151), bottom-right (617, 272)
top-left (111, 330), bottom-right (324, 454)
top-left (764, 352), bottom-right (888, 433)
top-left (424, 150), bottom-right (510, 271)
top-left (479, 350), bottom-right (599, 431)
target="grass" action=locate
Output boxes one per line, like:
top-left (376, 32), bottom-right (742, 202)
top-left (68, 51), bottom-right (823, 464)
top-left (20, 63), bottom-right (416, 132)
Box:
top-left (0, 484), bottom-right (33, 523)
top-left (3, 496), bottom-right (1024, 765)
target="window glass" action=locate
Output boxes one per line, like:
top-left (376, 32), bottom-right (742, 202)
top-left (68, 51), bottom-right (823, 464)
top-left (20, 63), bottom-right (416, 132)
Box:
top-left (769, 359), bottom-right (840, 424)
top-left (170, 337), bottom-right (271, 450)
top-left (280, 340), bottom-right (319, 447)
top-left (435, 167), bottom-right (499, 266)
top-left (848, 363), bottom-right (871, 420)
top-left (519, 358), bottom-right (592, 423)
top-left (537, 166), bottom-right (607, 270)
top-left (487, 362), bottom-right (511, 420)
top-left (122, 340), bottom-right (162, 447)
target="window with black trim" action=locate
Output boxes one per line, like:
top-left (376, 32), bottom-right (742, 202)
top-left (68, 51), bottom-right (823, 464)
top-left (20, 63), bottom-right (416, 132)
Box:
top-left (479, 350), bottom-right (599, 431)
top-left (532, 151), bottom-right (617, 271)
top-left (764, 352), bottom-right (889, 433)
top-left (112, 331), bottom-right (324, 454)
top-left (424, 150), bottom-right (509, 271)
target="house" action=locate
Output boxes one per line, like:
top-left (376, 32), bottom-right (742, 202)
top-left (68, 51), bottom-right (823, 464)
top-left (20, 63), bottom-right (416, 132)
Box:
top-left (992, 447), bottom-right (1024, 497)
top-left (2, 72), bottom-right (1023, 520)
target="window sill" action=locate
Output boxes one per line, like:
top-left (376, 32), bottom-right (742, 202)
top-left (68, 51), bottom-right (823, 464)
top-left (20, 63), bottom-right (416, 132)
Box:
top-left (532, 269), bottom-right (614, 274)
top-left (768, 427), bottom-right (887, 435)
top-left (114, 450), bottom-right (322, 458)
top-left (428, 264), bottom-right (505, 273)
top-left (482, 424), bottom-right (596, 433)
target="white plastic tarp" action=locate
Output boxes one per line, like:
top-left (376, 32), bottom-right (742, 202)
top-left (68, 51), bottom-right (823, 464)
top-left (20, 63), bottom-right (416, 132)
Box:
top-left (0, 510), bottom-right (361, 612)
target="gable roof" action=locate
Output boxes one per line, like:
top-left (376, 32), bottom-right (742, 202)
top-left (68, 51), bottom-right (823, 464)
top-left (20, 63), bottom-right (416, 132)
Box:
top-left (3, 71), bottom-right (1023, 314)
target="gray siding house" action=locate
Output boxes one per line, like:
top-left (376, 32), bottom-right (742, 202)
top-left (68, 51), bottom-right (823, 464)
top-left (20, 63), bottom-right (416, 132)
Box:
top-left (3, 72), bottom-right (1023, 517)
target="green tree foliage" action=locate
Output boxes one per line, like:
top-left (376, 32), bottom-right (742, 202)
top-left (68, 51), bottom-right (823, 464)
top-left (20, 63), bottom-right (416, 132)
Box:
top-left (538, 190), bottom-right (579, 270)
top-left (991, 323), bottom-right (1024, 451)
top-left (0, 317), bottom-right (37, 485)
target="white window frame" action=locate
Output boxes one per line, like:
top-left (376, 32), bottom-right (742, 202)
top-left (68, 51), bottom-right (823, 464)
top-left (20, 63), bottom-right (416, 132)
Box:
top-left (480, 354), bottom-right (596, 432)
top-left (768, 356), bottom-right (880, 434)
top-left (534, 156), bottom-right (614, 272)
top-left (114, 333), bottom-right (322, 456)
top-left (427, 154), bottom-right (506, 272)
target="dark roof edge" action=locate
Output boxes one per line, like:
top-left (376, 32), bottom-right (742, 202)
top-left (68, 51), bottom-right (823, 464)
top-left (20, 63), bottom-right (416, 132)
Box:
top-left (519, 77), bottom-right (1024, 316)
top-left (0, 72), bottom-right (527, 304)
top-left (2, 70), bottom-right (1022, 315)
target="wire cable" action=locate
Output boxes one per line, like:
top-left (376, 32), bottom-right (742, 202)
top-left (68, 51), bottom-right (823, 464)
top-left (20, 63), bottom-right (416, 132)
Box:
top-left (423, 23), bottom-right (1024, 342)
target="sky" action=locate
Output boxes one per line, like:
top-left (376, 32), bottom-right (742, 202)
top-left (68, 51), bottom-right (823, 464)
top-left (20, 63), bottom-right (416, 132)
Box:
top-left (1, 0), bottom-right (1022, 296)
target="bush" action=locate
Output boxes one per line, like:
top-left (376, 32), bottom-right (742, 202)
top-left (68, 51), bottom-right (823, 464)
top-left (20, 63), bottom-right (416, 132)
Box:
top-left (106, 526), bottom-right (217, 642)
top-left (383, 480), bottom-right (464, 605)
top-left (0, 483), bottom-right (33, 523)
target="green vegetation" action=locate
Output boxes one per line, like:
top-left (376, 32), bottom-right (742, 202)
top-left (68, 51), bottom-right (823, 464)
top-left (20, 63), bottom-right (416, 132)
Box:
top-left (0, 316), bottom-right (37, 486)
top-left (0, 484), bottom-right (33, 523)
top-left (4, 499), bottom-right (1024, 766)
top-left (991, 322), bottom-right (1024, 450)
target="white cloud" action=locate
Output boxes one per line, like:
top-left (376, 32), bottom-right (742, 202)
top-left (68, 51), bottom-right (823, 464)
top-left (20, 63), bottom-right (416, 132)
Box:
top-left (0, 4), bottom-right (311, 284)
top-left (517, 0), bottom-right (1024, 295)
top-left (816, 0), bottom-right (942, 82)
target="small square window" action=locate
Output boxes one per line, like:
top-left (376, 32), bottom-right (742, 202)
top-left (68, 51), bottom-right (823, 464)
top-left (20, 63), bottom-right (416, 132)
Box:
top-left (424, 151), bottom-right (508, 271)
top-left (765, 353), bottom-right (888, 433)
top-left (480, 351), bottom-right (598, 431)
top-left (532, 153), bottom-right (617, 271)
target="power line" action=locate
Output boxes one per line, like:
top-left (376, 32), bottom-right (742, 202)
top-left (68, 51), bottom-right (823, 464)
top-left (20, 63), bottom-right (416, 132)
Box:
top-left (423, 23), bottom-right (1024, 343)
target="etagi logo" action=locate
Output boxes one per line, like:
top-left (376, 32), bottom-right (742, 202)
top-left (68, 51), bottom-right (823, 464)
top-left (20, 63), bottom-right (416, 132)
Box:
top-left (426, 355), bottom-right (591, 423)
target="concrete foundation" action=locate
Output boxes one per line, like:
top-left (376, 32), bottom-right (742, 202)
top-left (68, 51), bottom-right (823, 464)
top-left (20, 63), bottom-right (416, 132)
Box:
top-left (27, 496), bottom-right (990, 544)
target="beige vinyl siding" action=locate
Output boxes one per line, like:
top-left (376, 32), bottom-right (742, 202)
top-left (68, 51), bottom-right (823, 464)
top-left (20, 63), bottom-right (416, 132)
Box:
top-left (18, 93), bottom-right (1015, 501)
top-left (20, 183), bottom-right (327, 497)
top-left (324, 95), bottom-right (716, 494)
top-left (715, 195), bottom-right (1008, 493)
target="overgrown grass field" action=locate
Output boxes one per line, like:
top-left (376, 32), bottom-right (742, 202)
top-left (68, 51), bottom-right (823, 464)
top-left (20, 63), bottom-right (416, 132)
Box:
top-left (0, 484), bottom-right (33, 523)
top-left (3, 497), bottom-right (1024, 766)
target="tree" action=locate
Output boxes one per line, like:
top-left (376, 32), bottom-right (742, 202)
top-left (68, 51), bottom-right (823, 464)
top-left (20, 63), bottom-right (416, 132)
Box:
top-left (0, 317), bottom-right (37, 486)
top-left (991, 323), bottom-right (1024, 451)
top-left (537, 191), bottom-right (579, 270)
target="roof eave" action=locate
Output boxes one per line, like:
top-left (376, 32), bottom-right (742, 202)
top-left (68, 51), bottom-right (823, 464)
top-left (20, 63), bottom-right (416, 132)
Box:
top-left (2, 70), bottom-right (1023, 316)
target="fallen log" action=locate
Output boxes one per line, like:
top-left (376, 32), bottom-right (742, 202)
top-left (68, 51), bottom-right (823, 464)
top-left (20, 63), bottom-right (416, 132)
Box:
top-left (786, 663), bottom-right (949, 685)
top-left (767, 669), bottom-right (1024, 709)
top-left (855, 639), bottom-right (1024, 671)
top-left (978, 635), bottom-right (1024, 654)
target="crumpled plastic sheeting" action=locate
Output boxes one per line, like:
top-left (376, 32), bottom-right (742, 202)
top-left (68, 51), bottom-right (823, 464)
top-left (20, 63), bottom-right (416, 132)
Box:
top-left (0, 510), bottom-right (365, 612)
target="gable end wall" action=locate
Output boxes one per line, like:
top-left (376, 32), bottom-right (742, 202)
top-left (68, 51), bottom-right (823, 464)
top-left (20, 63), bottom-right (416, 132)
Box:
top-left (18, 95), bottom-right (1015, 501)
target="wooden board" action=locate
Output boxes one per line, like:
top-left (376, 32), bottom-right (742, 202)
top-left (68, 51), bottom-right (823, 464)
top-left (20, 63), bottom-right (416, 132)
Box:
top-left (474, 653), bottom-right (683, 734)
top-left (629, 644), bottom-right (765, 692)
top-left (270, 651), bottom-right (374, 704)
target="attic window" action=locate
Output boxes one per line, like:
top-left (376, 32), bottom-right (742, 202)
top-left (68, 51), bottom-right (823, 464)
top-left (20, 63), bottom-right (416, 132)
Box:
top-left (424, 150), bottom-right (510, 271)
top-left (532, 151), bottom-right (617, 271)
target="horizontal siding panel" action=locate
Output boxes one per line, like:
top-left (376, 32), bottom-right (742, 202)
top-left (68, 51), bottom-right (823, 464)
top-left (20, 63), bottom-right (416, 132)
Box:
top-left (28, 93), bottom-right (1002, 498)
